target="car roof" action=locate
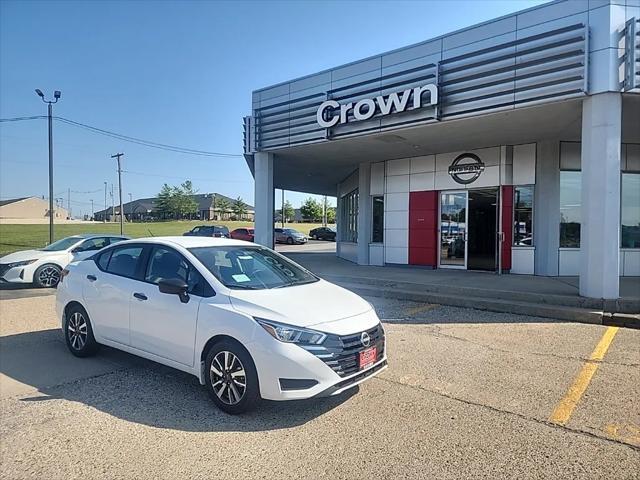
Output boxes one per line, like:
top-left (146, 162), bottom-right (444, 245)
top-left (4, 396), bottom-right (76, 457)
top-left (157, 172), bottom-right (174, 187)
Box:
top-left (71, 234), bottom-right (129, 240)
top-left (116, 236), bottom-right (253, 249)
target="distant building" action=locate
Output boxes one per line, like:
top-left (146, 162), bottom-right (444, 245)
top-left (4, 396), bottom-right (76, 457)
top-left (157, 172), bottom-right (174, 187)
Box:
top-left (93, 193), bottom-right (254, 222)
top-left (0, 197), bottom-right (69, 220)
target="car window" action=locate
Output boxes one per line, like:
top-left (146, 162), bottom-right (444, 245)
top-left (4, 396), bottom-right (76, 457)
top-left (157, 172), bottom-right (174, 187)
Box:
top-left (108, 237), bottom-right (127, 245)
top-left (192, 227), bottom-right (201, 233)
top-left (106, 246), bottom-right (144, 278)
top-left (214, 226), bottom-right (229, 234)
top-left (96, 250), bottom-right (112, 270)
top-left (189, 245), bottom-right (318, 290)
top-left (41, 236), bottom-right (84, 251)
top-left (145, 246), bottom-right (206, 295)
top-left (202, 227), bottom-right (214, 235)
top-left (274, 228), bottom-right (282, 233)
top-left (76, 237), bottom-right (109, 252)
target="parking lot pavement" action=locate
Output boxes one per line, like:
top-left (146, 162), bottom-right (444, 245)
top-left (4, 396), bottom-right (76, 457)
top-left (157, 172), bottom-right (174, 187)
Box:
top-left (1, 295), bottom-right (638, 479)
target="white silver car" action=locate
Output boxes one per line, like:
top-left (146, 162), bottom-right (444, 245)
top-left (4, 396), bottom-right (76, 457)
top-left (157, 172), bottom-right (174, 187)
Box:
top-left (0, 234), bottom-right (128, 288)
top-left (56, 236), bottom-right (387, 414)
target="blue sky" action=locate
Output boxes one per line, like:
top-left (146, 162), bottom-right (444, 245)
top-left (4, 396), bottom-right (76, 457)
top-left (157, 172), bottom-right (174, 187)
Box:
top-left (0, 0), bottom-right (547, 218)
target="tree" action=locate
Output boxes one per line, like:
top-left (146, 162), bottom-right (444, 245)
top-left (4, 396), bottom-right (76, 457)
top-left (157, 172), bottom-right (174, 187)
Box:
top-left (156, 184), bottom-right (174, 219)
top-left (155, 180), bottom-right (197, 219)
top-left (175, 181), bottom-right (198, 219)
top-left (278, 200), bottom-right (295, 222)
top-left (326, 206), bottom-right (336, 224)
top-left (215, 197), bottom-right (231, 220)
top-left (232, 196), bottom-right (248, 219)
top-left (300, 197), bottom-right (323, 222)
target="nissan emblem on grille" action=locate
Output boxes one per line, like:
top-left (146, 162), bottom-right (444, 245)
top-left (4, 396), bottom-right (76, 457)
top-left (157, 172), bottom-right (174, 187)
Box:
top-left (361, 331), bottom-right (371, 348)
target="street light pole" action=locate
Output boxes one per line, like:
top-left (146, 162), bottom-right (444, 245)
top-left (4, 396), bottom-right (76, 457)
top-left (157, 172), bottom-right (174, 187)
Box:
top-left (35, 89), bottom-right (61, 244)
top-left (111, 153), bottom-right (124, 235)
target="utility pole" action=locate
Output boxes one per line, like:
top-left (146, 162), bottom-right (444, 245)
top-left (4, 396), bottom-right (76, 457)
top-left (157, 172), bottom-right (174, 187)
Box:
top-left (67, 188), bottom-right (71, 219)
top-left (35, 89), bottom-right (61, 244)
top-left (111, 153), bottom-right (124, 235)
top-left (322, 195), bottom-right (327, 226)
top-left (128, 193), bottom-right (133, 203)
top-left (103, 182), bottom-right (107, 222)
top-left (90, 199), bottom-right (94, 219)
top-left (281, 189), bottom-right (285, 228)
top-left (110, 184), bottom-right (114, 222)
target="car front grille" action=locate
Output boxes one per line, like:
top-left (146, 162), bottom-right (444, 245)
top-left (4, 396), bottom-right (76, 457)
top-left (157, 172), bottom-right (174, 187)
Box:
top-left (302, 324), bottom-right (385, 377)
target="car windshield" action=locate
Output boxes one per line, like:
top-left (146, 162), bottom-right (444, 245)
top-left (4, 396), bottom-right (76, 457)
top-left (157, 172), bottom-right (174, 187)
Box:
top-left (41, 236), bottom-right (83, 251)
top-left (214, 226), bottom-right (229, 234)
top-left (189, 245), bottom-right (318, 290)
top-left (284, 229), bottom-right (300, 234)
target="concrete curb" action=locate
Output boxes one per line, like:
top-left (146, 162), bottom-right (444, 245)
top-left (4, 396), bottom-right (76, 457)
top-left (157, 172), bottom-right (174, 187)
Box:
top-left (322, 273), bottom-right (640, 315)
top-left (334, 281), bottom-right (605, 324)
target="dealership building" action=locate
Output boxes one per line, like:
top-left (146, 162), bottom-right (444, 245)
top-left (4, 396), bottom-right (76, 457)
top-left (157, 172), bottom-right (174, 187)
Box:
top-left (243, 0), bottom-right (640, 299)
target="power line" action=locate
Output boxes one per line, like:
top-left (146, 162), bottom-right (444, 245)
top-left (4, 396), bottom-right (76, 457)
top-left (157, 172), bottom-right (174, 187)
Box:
top-left (0, 115), bottom-right (243, 158)
top-left (121, 169), bottom-right (251, 183)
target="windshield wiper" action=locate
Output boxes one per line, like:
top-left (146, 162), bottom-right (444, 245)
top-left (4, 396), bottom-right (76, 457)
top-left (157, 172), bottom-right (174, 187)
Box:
top-left (271, 279), bottom-right (317, 289)
top-left (227, 284), bottom-right (261, 290)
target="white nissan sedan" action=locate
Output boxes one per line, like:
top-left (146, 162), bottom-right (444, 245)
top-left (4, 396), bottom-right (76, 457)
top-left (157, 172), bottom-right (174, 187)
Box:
top-left (0, 234), bottom-right (128, 288)
top-left (56, 236), bottom-right (387, 414)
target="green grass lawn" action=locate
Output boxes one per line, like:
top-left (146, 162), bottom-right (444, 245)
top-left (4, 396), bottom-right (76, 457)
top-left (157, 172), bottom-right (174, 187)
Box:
top-left (0, 221), bottom-right (334, 256)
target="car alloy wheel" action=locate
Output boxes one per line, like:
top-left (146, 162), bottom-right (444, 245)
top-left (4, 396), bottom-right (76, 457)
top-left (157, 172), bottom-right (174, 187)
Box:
top-left (209, 351), bottom-right (247, 405)
top-left (67, 311), bottom-right (88, 351)
top-left (38, 265), bottom-right (60, 287)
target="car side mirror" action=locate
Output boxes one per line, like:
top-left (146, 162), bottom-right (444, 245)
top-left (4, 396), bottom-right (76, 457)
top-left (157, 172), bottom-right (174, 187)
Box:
top-left (158, 278), bottom-right (190, 303)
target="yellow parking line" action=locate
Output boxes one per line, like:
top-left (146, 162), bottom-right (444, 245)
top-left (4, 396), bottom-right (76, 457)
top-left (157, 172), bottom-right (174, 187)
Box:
top-left (549, 326), bottom-right (619, 426)
top-left (404, 303), bottom-right (439, 316)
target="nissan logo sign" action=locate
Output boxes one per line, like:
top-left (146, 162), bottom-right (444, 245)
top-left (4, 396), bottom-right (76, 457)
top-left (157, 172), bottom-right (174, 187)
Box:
top-left (448, 153), bottom-right (485, 185)
top-left (360, 331), bottom-right (371, 348)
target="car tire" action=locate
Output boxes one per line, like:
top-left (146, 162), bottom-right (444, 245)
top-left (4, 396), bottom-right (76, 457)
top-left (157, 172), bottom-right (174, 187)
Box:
top-left (205, 339), bottom-right (260, 414)
top-left (64, 304), bottom-right (99, 357)
top-left (286, 237), bottom-right (294, 245)
top-left (34, 263), bottom-right (62, 288)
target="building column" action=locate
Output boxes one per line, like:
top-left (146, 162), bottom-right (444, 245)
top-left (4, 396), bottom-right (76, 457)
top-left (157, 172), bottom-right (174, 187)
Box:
top-left (534, 140), bottom-right (560, 276)
top-left (357, 162), bottom-right (371, 265)
top-left (254, 152), bottom-right (274, 248)
top-left (580, 93), bottom-right (622, 299)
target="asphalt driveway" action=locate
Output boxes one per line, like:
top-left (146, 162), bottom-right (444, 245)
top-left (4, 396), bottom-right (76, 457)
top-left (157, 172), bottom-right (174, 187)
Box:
top-left (0, 294), bottom-right (638, 479)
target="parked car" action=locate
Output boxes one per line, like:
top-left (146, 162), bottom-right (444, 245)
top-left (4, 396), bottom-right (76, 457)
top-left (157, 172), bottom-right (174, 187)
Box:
top-left (183, 225), bottom-right (229, 238)
top-left (56, 236), bottom-right (387, 414)
top-left (309, 226), bottom-right (336, 241)
top-left (0, 234), bottom-right (128, 288)
top-left (230, 227), bottom-right (254, 242)
top-left (274, 228), bottom-right (307, 245)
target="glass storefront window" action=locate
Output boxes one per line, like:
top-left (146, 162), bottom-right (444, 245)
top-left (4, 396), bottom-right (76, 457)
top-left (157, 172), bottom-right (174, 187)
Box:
top-left (371, 196), bottom-right (384, 243)
top-left (622, 172), bottom-right (640, 248)
top-left (513, 186), bottom-right (533, 246)
top-left (560, 171), bottom-right (581, 248)
top-left (341, 189), bottom-right (358, 243)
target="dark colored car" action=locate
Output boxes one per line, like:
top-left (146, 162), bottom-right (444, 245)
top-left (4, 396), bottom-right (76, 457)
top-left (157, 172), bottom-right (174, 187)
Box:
top-left (309, 226), bottom-right (336, 241)
top-left (183, 225), bottom-right (230, 238)
top-left (230, 227), bottom-right (255, 242)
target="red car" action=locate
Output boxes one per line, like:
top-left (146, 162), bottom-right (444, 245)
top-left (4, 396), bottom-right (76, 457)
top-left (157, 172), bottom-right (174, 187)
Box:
top-left (230, 227), bottom-right (255, 242)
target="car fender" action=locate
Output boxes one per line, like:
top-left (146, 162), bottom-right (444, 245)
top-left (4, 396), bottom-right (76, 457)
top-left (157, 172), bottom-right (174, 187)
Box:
top-left (193, 301), bottom-right (264, 385)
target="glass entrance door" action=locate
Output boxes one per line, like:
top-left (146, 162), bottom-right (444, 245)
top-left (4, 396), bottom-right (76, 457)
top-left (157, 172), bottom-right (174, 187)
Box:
top-left (439, 191), bottom-right (468, 269)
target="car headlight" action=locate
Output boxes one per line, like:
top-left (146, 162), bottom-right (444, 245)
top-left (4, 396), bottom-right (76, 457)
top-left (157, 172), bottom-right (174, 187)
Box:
top-left (5, 259), bottom-right (37, 268)
top-left (255, 318), bottom-right (326, 345)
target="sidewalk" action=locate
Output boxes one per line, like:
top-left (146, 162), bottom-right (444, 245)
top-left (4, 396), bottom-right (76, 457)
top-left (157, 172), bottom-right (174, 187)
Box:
top-left (284, 252), bottom-right (640, 325)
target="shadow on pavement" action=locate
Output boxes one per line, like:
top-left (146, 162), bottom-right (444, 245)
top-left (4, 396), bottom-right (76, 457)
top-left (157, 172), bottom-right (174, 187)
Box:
top-left (0, 329), bottom-right (358, 432)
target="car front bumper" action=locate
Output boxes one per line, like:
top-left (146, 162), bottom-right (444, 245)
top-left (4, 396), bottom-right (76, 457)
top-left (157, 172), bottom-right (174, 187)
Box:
top-left (0, 265), bottom-right (34, 284)
top-left (248, 320), bottom-right (386, 401)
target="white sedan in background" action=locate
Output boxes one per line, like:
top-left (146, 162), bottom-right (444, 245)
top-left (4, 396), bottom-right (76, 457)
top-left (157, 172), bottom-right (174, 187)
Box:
top-left (56, 236), bottom-right (387, 414)
top-left (0, 234), bottom-right (128, 288)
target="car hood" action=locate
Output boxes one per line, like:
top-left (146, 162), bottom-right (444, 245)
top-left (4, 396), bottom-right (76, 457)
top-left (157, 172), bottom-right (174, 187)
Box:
top-left (0, 249), bottom-right (55, 263)
top-left (228, 279), bottom-right (374, 333)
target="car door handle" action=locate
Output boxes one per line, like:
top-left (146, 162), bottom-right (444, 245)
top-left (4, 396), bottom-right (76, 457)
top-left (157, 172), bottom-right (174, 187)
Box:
top-left (86, 275), bottom-right (97, 282)
top-left (133, 292), bottom-right (148, 301)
